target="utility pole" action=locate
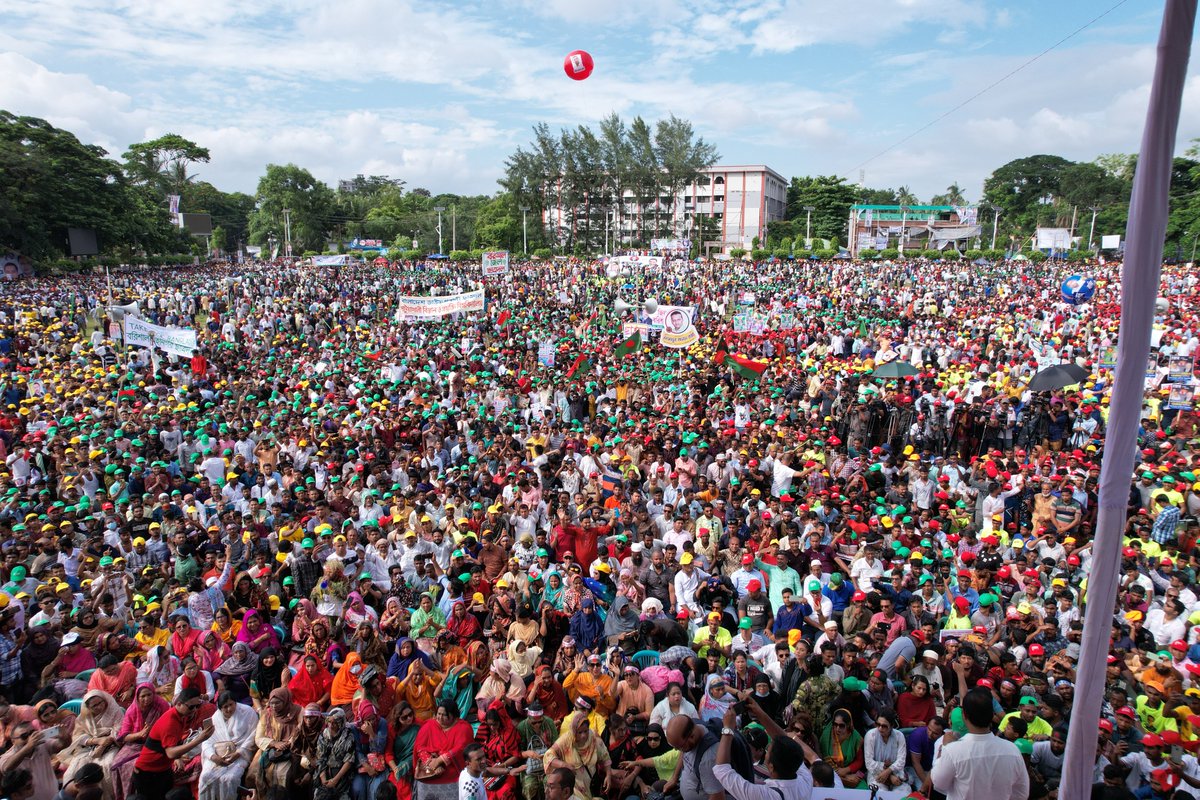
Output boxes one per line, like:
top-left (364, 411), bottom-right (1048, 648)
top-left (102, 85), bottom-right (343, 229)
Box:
top-left (452, 205), bottom-right (457, 251)
top-left (1087, 205), bottom-right (1102, 251)
top-left (282, 208), bottom-right (292, 258)
top-left (519, 206), bottom-right (529, 255)
top-left (899, 205), bottom-right (909, 256)
top-left (433, 206), bottom-right (446, 254)
top-left (990, 205), bottom-right (1001, 250)
top-left (803, 206), bottom-right (815, 247)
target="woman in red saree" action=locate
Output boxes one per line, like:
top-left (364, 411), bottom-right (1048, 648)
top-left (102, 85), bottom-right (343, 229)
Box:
top-left (412, 698), bottom-right (475, 800)
top-left (476, 698), bottom-right (523, 800)
top-left (288, 654), bottom-right (334, 709)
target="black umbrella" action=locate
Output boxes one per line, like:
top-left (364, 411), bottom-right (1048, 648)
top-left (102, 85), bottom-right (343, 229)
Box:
top-left (874, 361), bottom-right (920, 378)
top-left (1026, 363), bottom-right (1090, 392)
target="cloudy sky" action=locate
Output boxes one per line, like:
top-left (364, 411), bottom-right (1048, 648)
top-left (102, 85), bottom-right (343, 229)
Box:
top-left (1, 0), bottom-right (1196, 201)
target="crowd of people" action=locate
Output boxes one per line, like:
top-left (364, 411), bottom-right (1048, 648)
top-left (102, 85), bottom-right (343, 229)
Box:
top-left (0, 252), bottom-right (1196, 800)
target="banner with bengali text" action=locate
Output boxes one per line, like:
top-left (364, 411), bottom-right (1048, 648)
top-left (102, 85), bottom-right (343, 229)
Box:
top-left (395, 289), bottom-right (486, 321)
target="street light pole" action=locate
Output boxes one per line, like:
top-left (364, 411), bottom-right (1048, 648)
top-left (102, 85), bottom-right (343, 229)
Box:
top-left (433, 206), bottom-right (446, 254)
top-left (990, 205), bottom-right (1001, 251)
top-left (803, 206), bottom-right (815, 247)
top-left (1087, 205), bottom-right (1101, 251)
top-left (282, 208), bottom-right (292, 258)
top-left (519, 206), bottom-right (529, 255)
top-left (899, 205), bottom-right (909, 255)
top-left (452, 205), bottom-right (457, 251)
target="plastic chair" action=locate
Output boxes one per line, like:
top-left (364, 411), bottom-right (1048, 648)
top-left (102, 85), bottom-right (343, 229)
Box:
top-left (631, 650), bottom-right (660, 669)
top-left (75, 668), bottom-right (97, 684)
top-left (273, 625), bottom-right (286, 645)
top-left (60, 699), bottom-right (83, 715)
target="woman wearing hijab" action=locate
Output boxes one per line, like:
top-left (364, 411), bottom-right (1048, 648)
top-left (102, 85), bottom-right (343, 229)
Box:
top-left (543, 572), bottom-right (565, 610)
top-left (250, 647), bottom-right (287, 711)
top-left (199, 691), bottom-right (259, 800)
top-left (306, 618), bottom-right (341, 671)
top-left (289, 654), bottom-right (335, 709)
top-left (446, 601), bottom-right (482, 642)
top-left (434, 631), bottom-right (468, 674)
top-left (136, 645), bottom-right (181, 700)
top-left (412, 699), bottom-right (475, 800)
top-left (437, 663), bottom-right (478, 721)
top-left (169, 614), bottom-right (202, 660)
top-left (343, 591), bottom-right (378, 633)
top-left (379, 596), bottom-right (406, 643)
top-left (215, 641), bottom-right (259, 703)
top-left (314, 706), bottom-right (358, 800)
top-left (478, 698), bottom-right (523, 800)
top-left (387, 637), bottom-right (432, 681)
top-left (602, 596), bottom-right (641, 656)
top-left (236, 609), bottom-right (281, 654)
top-left (396, 660), bottom-right (443, 722)
top-left (478, 658), bottom-right (525, 707)
top-left (252, 687), bottom-right (303, 800)
top-left (57, 689), bottom-right (123, 792)
top-left (292, 704), bottom-right (326, 797)
top-left (196, 630), bottom-right (231, 674)
top-left (819, 707), bottom-right (866, 788)
top-left (291, 598), bottom-right (323, 645)
top-left (619, 722), bottom-right (678, 785)
top-left (697, 674), bottom-right (736, 723)
top-left (18, 624), bottom-right (59, 702)
top-left (70, 607), bottom-right (104, 650)
top-left (410, 593), bottom-right (447, 643)
top-left (569, 597), bottom-right (605, 653)
top-left (506, 639), bottom-right (542, 681)
top-left (331, 650), bottom-right (367, 708)
top-left (526, 665), bottom-right (570, 723)
top-left (544, 709), bottom-right (612, 800)
top-left (111, 683), bottom-right (170, 800)
top-left (88, 652), bottom-right (139, 704)
top-left (353, 699), bottom-right (390, 800)
top-left (616, 569), bottom-right (644, 608)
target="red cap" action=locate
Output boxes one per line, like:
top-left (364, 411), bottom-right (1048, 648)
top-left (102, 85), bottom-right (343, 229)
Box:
top-left (976, 678), bottom-right (993, 688)
top-left (1067, 555), bottom-right (1080, 566)
top-left (998, 566), bottom-right (1011, 579)
top-left (676, 609), bottom-right (690, 619)
top-left (1162, 558), bottom-right (1175, 567)
top-left (1172, 640), bottom-right (1189, 651)
top-left (1099, 719), bottom-right (1114, 732)
top-left (972, 625), bottom-right (987, 634)
top-left (746, 579), bottom-right (762, 591)
top-left (852, 591), bottom-right (867, 602)
top-left (742, 553), bottom-right (754, 564)
top-left (1117, 706), bottom-right (1137, 718)
top-left (1143, 734), bottom-right (1164, 747)
top-left (954, 596), bottom-right (970, 610)
top-left (1029, 644), bottom-right (1044, 656)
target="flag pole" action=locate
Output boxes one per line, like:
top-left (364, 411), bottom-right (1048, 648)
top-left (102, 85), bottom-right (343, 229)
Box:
top-left (1059, 2), bottom-right (1196, 797)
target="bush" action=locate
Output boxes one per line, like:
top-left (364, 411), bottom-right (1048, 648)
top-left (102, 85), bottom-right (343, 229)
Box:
top-left (829, 237), bottom-right (840, 250)
top-left (771, 249), bottom-right (790, 259)
top-left (779, 237), bottom-right (793, 253)
top-left (532, 248), bottom-right (553, 259)
top-left (879, 248), bottom-right (900, 260)
top-left (814, 248), bottom-right (837, 259)
top-left (449, 250), bottom-right (471, 261)
top-left (470, 249), bottom-right (485, 260)
top-left (729, 248), bottom-right (747, 258)
top-left (399, 249), bottom-right (423, 260)
top-left (1028, 250), bottom-right (1049, 263)
top-left (302, 250), bottom-right (318, 257)
top-left (964, 249), bottom-right (984, 260)
top-left (751, 249), bottom-right (770, 261)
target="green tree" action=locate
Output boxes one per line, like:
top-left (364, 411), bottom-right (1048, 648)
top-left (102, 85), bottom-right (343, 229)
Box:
top-left (929, 182), bottom-right (967, 205)
top-left (894, 185), bottom-right (920, 206)
top-left (982, 154), bottom-right (1075, 239)
top-left (181, 181), bottom-right (255, 249)
top-left (122, 134), bottom-right (211, 196)
top-left (246, 163), bottom-right (336, 254)
top-left (786, 176), bottom-right (857, 241)
top-left (472, 194), bottom-right (525, 252)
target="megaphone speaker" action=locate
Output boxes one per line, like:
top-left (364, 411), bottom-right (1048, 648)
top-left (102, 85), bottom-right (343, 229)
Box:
top-left (643, 298), bottom-right (658, 315)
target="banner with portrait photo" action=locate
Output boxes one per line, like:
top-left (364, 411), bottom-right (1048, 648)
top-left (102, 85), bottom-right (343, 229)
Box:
top-left (1168, 355), bottom-right (1195, 383)
top-left (0, 251), bottom-right (33, 280)
top-left (1167, 385), bottom-right (1195, 411)
top-left (655, 305), bottom-right (699, 349)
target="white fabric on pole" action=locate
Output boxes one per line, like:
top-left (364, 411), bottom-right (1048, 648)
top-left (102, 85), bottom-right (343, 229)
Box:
top-left (1059, 3), bottom-right (1196, 798)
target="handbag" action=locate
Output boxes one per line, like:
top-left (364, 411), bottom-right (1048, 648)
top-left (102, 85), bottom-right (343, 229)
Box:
top-left (264, 747), bottom-right (292, 763)
top-left (415, 752), bottom-right (446, 780)
top-left (524, 733), bottom-right (547, 776)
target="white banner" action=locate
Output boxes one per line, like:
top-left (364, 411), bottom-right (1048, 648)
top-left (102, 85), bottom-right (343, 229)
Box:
top-left (482, 251), bottom-right (510, 276)
top-left (615, 255), bottom-right (664, 270)
top-left (312, 255), bottom-right (350, 266)
top-left (1035, 227), bottom-right (1071, 250)
top-left (1101, 234), bottom-right (1122, 250)
top-left (395, 289), bottom-right (486, 321)
top-left (124, 317), bottom-right (198, 358)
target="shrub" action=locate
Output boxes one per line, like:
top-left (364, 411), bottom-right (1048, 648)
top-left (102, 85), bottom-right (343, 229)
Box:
top-left (729, 248), bottom-right (747, 258)
top-left (751, 249), bottom-right (770, 261)
top-left (1028, 251), bottom-right (1049, 263)
top-left (400, 249), bottom-right (423, 260)
top-left (814, 248), bottom-right (837, 259)
top-left (879, 248), bottom-right (900, 259)
top-left (533, 248), bottom-right (553, 259)
top-left (964, 249), bottom-right (984, 260)
top-left (449, 250), bottom-right (471, 261)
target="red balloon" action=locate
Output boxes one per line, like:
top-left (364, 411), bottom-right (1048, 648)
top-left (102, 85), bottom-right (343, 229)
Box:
top-left (563, 50), bottom-right (594, 81)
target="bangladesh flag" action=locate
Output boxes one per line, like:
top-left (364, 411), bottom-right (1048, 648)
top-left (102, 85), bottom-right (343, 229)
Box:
top-left (613, 330), bottom-right (642, 359)
top-left (497, 309), bottom-right (511, 327)
top-left (717, 351), bottom-right (768, 380)
top-left (566, 354), bottom-right (592, 378)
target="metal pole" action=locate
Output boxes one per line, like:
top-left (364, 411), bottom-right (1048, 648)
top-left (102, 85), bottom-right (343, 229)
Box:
top-left (282, 208), bottom-right (292, 258)
top-left (452, 205), bottom-right (457, 251)
top-left (803, 206), bottom-right (814, 247)
top-left (1060, 2), bottom-right (1195, 797)
top-left (433, 206), bottom-right (445, 254)
top-left (899, 205), bottom-right (909, 256)
top-left (1192, 231), bottom-right (1199, 261)
top-left (1087, 205), bottom-right (1101, 251)
top-left (991, 206), bottom-right (1000, 250)
top-left (519, 206), bottom-right (529, 255)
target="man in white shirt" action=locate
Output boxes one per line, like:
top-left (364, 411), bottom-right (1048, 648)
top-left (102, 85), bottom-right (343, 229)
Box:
top-left (932, 688), bottom-right (1028, 800)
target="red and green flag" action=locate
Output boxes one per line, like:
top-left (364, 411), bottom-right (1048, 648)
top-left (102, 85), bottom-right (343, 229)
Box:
top-left (716, 350), bottom-right (768, 380)
top-left (566, 354), bottom-right (592, 378)
top-left (612, 330), bottom-right (642, 359)
top-left (497, 309), bottom-right (511, 328)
